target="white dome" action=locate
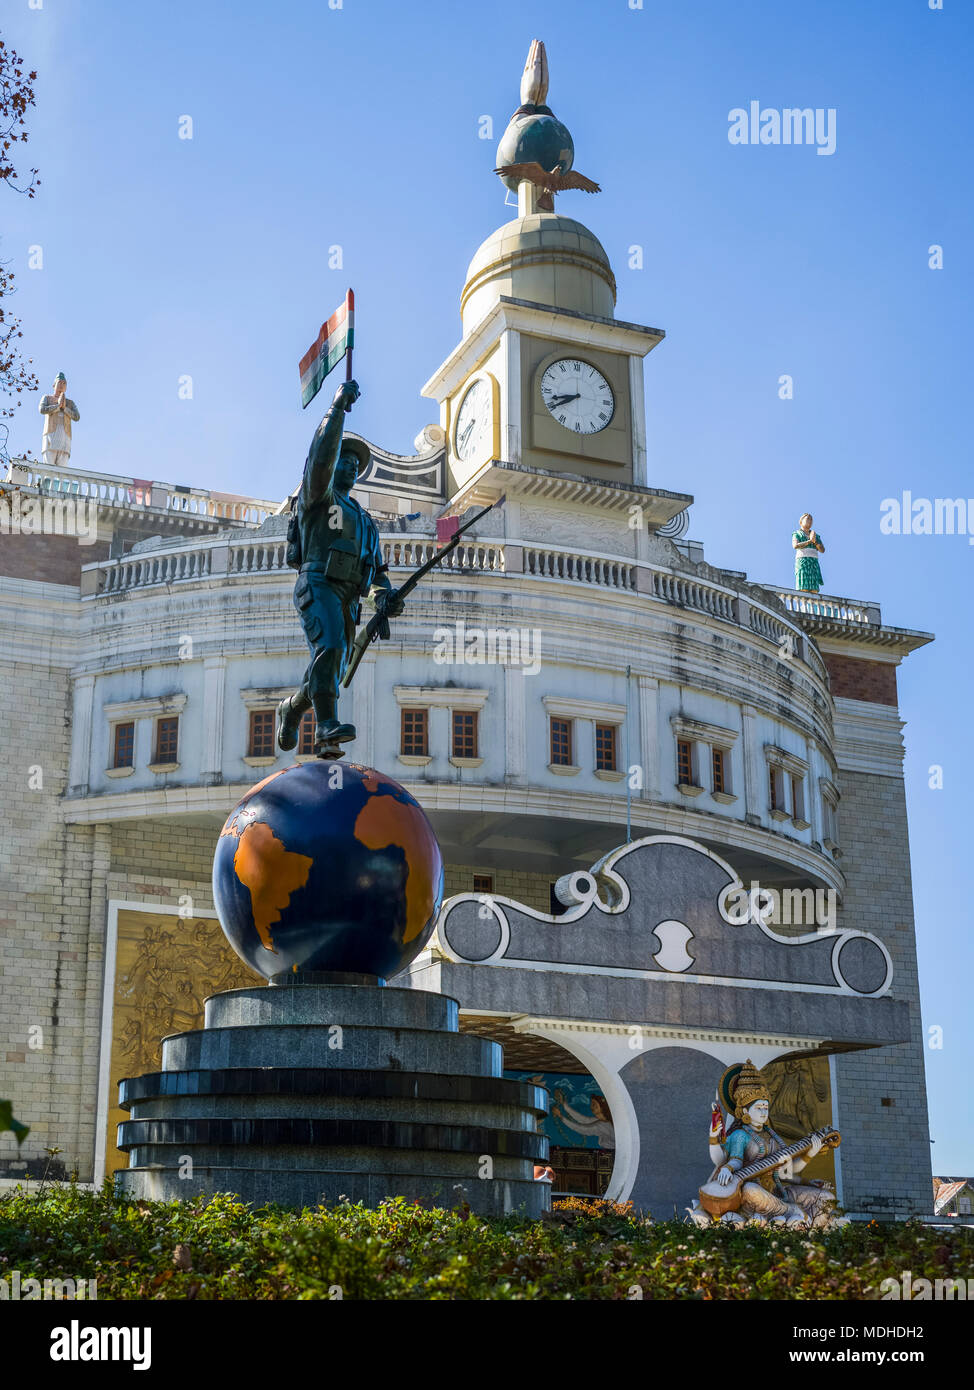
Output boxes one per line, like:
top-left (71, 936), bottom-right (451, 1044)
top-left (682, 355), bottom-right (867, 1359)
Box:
top-left (460, 213), bottom-right (616, 334)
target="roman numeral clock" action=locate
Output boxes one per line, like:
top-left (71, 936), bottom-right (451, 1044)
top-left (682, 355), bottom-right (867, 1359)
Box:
top-left (540, 359), bottom-right (614, 434)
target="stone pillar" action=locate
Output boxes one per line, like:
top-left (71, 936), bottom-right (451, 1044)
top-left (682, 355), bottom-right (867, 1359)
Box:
top-left (200, 657), bottom-right (226, 786)
top-left (637, 676), bottom-right (660, 799)
top-left (498, 329), bottom-right (521, 465)
top-left (505, 665), bottom-right (527, 784)
top-left (353, 655), bottom-right (376, 767)
top-left (68, 674), bottom-right (95, 797)
top-left (741, 703), bottom-right (762, 825)
top-left (77, 823), bottom-right (111, 1180)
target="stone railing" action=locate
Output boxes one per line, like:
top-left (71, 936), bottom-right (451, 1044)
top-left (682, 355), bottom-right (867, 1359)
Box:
top-left (523, 544), bottom-right (634, 590)
top-left (381, 538), bottom-right (504, 573)
top-left (650, 569), bottom-right (734, 620)
top-left (773, 589), bottom-right (881, 626)
top-left (82, 534), bottom-right (825, 680)
top-left (5, 457), bottom-right (276, 525)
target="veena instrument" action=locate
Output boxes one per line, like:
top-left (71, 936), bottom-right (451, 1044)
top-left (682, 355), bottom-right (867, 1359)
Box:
top-left (698, 1125), bottom-right (840, 1217)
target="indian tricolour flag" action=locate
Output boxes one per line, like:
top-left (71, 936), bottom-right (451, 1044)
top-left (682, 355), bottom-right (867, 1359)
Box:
top-left (299, 289), bottom-right (354, 408)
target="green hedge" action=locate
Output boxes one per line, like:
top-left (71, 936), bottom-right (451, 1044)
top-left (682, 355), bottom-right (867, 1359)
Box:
top-left (0, 1185), bottom-right (966, 1300)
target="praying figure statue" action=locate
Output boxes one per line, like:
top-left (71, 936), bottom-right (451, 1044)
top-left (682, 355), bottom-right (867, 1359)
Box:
top-left (690, 1059), bottom-right (842, 1228)
top-left (793, 512), bottom-right (825, 593)
top-left (39, 373), bottom-right (80, 469)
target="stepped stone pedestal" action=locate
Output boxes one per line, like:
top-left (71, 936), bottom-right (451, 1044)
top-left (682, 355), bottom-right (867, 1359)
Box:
top-left (116, 978), bottom-right (550, 1217)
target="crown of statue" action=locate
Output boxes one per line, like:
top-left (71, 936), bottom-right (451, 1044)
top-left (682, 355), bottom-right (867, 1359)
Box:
top-left (732, 1059), bottom-right (771, 1118)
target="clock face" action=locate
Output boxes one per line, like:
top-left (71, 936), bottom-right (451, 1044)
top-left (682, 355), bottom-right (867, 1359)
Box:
top-left (454, 377), bottom-right (492, 463)
top-left (541, 359), bottom-right (615, 434)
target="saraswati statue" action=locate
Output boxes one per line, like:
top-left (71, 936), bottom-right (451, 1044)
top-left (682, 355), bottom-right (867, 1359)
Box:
top-left (688, 1060), bottom-right (843, 1228)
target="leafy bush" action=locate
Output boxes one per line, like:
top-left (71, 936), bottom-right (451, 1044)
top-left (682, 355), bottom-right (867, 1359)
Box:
top-left (0, 1183), bottom-right (966, 1300)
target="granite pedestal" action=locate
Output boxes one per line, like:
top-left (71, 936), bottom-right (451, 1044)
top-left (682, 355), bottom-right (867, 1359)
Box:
top-left (115, 978), bottom-right (550, 1217)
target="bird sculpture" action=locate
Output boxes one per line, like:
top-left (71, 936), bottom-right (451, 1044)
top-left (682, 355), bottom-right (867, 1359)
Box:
top-left (493, 160), bottom-right (601, 212)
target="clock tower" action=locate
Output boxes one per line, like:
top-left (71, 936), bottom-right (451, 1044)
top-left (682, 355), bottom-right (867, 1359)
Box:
top-left (422, 40), bottom-right (674, 522)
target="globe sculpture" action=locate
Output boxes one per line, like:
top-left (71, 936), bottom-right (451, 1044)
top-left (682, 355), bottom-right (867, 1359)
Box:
top-left (212, 760), bottom-right (444, 981)
top-left (495, 112), bottom-right (575, 197)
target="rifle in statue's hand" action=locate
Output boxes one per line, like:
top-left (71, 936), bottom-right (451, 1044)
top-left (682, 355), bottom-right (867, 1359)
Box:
top-left (341, 502), bottom-right (497, 689)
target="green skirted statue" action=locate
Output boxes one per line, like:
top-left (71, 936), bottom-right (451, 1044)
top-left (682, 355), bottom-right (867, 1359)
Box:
top-left (793, 512), bottom-right (825, 593)
top-left (276, 380), bottom-right (403, 757)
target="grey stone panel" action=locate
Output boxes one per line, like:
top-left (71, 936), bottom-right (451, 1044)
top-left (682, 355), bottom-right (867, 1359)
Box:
top-left (127, 1093), bottom-right (540, 1131)
top-left (435, 962), bottom-right (910, 1047)
top-left (122, 1144), bottom-right (535, 1182)
top-left (204, 984), bottom-right (458, 1033)
top-left (618, 1046), bottom-right (726, 1217)
top-left (161, 1024), bottom-right (502, 1075)
top-left (440, 841), bottom-right (870, 990)
top-left (115, 1166), bottom-right (549, 1218)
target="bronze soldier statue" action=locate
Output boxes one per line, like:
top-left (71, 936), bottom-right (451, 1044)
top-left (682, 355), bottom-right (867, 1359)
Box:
top-left (276, 379), bottom-right (403, 756)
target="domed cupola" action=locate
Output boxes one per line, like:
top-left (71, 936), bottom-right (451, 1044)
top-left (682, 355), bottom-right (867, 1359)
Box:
top-left (460, 40), bottom-right (616, 335)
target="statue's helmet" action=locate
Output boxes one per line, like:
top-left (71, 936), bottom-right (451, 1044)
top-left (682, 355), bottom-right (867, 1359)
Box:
top-left (339, 436), bottom-right (371, 476)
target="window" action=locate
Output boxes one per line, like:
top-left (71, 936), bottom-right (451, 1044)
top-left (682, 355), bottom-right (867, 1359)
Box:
top-left (248, 709), bottom-right (275, 758)
top-left (550, 717), bottom-right (573, 766)
top-left (712, 747), bottom-right (725, 794)
top-left (769, 765), bottom-right (786, 814)
top-left (791, 775), bottom-right (805, 823)
top-left (401, 708), bottom-right (428, 757)
top-left (154, 716), bottom-right (179, 764)
top-left (677, 739), bottom-right (693, 786)
top-left (298, 709), bottom-right (315, 756)
top-left (452, 710), bottom-right (478, 760)
top-left (595, 723), bottom-right (617, 772)
top-left (113, 721), bottom-right (135, 769)
top-left (472, 874), bottom-right (493, 894)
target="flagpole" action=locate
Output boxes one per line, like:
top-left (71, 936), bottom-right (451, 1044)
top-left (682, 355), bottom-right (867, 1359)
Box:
top-left (344, 288), bottom-right (354, 397)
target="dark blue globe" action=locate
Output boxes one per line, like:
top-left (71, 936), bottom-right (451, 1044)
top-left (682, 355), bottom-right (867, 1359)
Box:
top-left (496, 112), bottom-right (574, 195)
top-left (212, 761), bottom-right (444, 982)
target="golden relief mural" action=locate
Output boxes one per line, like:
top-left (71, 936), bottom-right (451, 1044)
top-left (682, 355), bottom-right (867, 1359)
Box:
top-left (763, 1054), bottom-right (836, 1187)
top-left (106, 909), bottom-right (261, 1177)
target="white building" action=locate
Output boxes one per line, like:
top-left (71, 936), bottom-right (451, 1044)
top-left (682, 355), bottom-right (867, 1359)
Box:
top-left (0, 100), bottom-right (933, 1218)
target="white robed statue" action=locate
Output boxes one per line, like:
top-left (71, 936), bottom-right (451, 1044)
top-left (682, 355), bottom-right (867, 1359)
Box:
top-left (39, 373), bottom-right (80, 470)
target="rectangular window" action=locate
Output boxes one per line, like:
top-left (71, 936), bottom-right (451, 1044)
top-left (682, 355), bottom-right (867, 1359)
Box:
top-left (712, 747), bottom-right (725, 794)
top-left (298, 709), bottom-right (315, 756)
top-left (452, 710), bottom-right (478, 760)
top-left (791, 775), bottom-right (805, 821)
top-left (113, 721), bottom-right (135, 769)
top-left (677, 738), bottom-right (693, 785)
top-left (249, 709), bottom-right (275, 758)
top-left (472, 874), bottom-right (494, 895)
top-left (550, 717), bottom-right (572, 766)
top-left (769, 765), bottom-right (787, 812)
top-left (154, 716), bottom-right (179, 764)
top-left (595, 723), bottom-right (617, 772)
top-left (401, 708), bottom-right (428, 757)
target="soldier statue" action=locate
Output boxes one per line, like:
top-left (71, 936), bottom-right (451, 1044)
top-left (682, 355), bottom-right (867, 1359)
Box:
top-left (276, 379), bottom-right (403, 757)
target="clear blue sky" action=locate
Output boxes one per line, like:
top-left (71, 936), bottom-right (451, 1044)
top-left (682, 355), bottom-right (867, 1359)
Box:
top-left (4, 0), bottom-right (972, 1173)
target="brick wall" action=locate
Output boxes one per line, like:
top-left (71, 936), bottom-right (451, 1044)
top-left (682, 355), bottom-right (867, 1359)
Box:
top-left (832, 771), bottom-right (933, 1216)
top-left (824, 653), bottom-right (898, 706)
top-left (0, 532), bottom-right (109, 585)
top-left (444, 863), bottom-right (551, 914)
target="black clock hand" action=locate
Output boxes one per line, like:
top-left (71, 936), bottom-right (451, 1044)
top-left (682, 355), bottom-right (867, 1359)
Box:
top-left (547, 392), bottom-right (581, 408)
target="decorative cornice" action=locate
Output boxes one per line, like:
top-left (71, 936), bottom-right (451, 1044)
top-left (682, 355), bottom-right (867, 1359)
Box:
top-left (543, 695), bottom-right (626, 723)
top-left (670, 714), bottom-right (739, 745)
top-left (103, 694), bottom-right (187, 721)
